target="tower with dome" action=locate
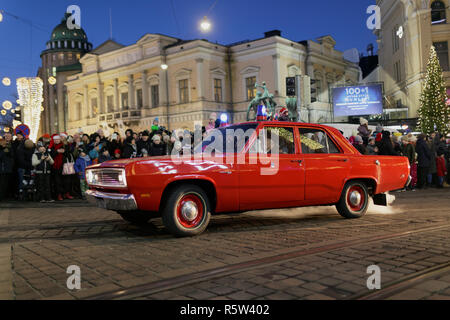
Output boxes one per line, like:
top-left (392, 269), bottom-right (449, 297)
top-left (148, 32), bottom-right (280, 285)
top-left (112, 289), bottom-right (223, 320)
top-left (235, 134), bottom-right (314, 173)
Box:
top-left (38, 12), bottom-right (92, 134)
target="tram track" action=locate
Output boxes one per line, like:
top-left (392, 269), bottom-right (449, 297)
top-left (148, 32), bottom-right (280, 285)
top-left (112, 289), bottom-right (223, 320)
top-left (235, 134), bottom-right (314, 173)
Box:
top-left (84, 223), bottom-right (450, 300)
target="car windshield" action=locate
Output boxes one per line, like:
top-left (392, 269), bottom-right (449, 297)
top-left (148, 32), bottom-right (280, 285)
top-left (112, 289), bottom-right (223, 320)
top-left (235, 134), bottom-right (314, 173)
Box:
top-left (194, 123), bottom-right (258, 154)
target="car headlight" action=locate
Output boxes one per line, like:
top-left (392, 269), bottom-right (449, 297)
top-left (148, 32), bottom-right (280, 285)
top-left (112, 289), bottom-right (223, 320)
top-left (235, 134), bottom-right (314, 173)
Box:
top-left (86, 168), bottom-right (127, 188)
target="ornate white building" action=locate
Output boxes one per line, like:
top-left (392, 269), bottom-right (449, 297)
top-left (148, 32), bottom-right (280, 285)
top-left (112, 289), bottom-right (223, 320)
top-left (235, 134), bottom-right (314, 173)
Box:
top-left (62, 30), bottom-right (360, 134)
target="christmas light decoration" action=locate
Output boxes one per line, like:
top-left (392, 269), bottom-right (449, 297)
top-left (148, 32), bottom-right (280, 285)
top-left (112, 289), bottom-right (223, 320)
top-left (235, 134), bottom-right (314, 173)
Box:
top-left (2, 100), bottom-right (12, 110)
top-left (48, 76), bottom-right (56, 85)
top-left (16, 77), bottom-right (44, 142)
top-left (418, 46), bottom-right (450, 135)
top-left (2, 77), bottom-right (11, 86)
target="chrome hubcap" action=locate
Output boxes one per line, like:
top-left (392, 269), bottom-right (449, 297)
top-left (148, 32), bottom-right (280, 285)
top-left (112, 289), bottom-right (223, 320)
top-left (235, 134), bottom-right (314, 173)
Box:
top-left (181, 201), bottom-right (198, 222)
top-left (349, 191), bottom-right (362, 207)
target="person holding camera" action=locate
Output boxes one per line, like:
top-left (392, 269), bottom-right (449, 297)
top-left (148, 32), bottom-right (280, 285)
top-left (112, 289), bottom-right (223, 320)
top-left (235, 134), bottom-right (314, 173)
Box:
top-left (32, 142), bottom-right (55, 203)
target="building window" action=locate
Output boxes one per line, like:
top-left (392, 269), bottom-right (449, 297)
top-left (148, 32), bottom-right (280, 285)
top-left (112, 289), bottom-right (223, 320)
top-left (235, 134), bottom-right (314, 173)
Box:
top-left (392, 25), bottom-right (400, 53)
top-left (315, 79), bottom-right (322, 102)
top-left (68, 53), bottom-right (73, 61)
top-left (246, 76), bottom-right (257, 100)
top-left (136, 89), bottom-right (143, 109)
top-left (59, 53), bottom-right (64, 61)
top-left (107, 95), bottom-right (114, 113)
top-left (179, 79), bottom-right (189, 104)
top-left (151, 85), bottom-right (159, 108)
top-left (76, 102), bottom-right (81, 121)
top-left (394, 61), bottom-right (402, 82)
top-left (214, 78), bottom-right (223, 102)
top-left (91, 98), bottom-right (98, 117)
top-left (76, 53), bottom-right (81, 60)
top-left (434, 41), bottom-right (449, 71)
top-left (431, 1), bottom-right (446, 25)
top-left (121, 92), bottom-right (129, 110)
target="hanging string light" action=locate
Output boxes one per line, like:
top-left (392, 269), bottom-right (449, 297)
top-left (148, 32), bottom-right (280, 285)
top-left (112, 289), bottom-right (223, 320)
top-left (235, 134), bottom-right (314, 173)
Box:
top-left (16, 77), bottom-right (44, 142)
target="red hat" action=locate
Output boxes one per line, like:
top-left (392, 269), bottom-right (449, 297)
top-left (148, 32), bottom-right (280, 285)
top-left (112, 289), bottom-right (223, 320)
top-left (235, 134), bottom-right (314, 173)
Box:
top-left (114, 149), bottom-right (121, 155)
top-left (42, 134), bottom-right (51, 139)
top-left (280, 107), bottom-right (288, 115)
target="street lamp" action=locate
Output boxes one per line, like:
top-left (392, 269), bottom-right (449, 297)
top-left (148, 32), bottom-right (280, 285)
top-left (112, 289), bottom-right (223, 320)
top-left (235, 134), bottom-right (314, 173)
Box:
top-left (0, 11), bottom-right (3, 23)
top-left (200, 16), bottom-right (211, 33)
top-left (161, 64), bottom-right (168, 70)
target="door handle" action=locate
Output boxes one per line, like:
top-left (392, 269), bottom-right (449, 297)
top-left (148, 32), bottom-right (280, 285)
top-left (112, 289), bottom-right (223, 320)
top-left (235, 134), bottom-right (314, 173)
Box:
top-left (291, 160), bottom-right (303, 164)
top-left (219, 171), bottom-right (232, 175)
top-left (336, 159), bottom-right (349, 162)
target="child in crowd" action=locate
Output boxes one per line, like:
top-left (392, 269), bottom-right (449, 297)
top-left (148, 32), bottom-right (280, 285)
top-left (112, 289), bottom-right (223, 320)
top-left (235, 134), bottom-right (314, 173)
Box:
top-left (32, 142), bottom-right (55, 203)
top-left (436, 152), bottom-right (448, 188)
top-left (74, 148), bottom-right (92, 199)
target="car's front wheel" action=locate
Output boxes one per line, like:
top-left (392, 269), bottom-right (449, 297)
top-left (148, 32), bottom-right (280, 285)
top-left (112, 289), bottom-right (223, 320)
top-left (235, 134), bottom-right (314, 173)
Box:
top-left (161, 184), bottom-right (211, 237)
top-left (336, 181), bottom-right (369, 219)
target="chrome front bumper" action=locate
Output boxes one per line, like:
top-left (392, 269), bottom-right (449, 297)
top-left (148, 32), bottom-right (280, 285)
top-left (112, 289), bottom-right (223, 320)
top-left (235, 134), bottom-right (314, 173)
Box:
top-left (86, 189), bottom-right (138, 211)
top-left (405, 175), bottom-right (412, 187)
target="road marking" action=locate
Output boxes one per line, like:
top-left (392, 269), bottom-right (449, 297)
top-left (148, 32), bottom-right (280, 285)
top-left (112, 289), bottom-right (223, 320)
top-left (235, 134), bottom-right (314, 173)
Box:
top-left (0, 209), bottom-right (13, 300)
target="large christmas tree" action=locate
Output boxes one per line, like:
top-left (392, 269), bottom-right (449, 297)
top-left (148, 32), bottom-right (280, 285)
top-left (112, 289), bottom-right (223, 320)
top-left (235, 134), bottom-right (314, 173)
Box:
top-left (418, 46), bottom-right (450, 135)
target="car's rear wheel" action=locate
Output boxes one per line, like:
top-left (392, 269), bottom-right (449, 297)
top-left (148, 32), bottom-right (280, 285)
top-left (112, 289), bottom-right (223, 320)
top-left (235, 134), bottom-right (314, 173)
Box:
top-left (161, 184), bottom-right (211, 237)
top-left (336, 181), bottom-right (369, 219)
top-left (117, 211), bottom-right (151, 225)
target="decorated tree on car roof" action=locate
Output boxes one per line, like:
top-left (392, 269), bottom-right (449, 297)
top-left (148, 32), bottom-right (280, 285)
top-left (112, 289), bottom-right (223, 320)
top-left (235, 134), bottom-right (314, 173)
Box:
top-left (418, 46), bottom-right (450, 135)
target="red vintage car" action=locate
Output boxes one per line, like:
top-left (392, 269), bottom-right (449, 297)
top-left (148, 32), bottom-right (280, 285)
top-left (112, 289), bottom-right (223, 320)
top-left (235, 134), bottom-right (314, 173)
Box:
top-left (85, 122), bottom-right (411, 237)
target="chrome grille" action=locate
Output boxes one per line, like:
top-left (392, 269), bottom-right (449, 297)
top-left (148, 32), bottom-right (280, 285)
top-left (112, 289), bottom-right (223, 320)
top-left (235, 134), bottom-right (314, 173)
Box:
top-left (87, 168), bottom-right (126, 188)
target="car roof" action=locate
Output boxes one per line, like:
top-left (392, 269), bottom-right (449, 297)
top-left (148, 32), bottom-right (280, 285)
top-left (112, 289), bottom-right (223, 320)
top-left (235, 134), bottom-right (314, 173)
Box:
top-left (232, 121), bottom-right (335, 129)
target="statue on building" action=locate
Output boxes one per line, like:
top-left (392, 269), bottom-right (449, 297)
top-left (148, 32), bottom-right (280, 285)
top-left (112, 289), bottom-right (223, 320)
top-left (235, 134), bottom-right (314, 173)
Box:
top-left (246, 82), bottom-right (278, 121)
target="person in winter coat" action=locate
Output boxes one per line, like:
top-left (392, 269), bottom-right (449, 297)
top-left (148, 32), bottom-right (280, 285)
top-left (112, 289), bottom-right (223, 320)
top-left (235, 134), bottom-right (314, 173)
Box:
top-left (278, 108), bottom-right (290, 122)
top-left (358, 118), bottom-right (372, 145)
top-left (50, 135), bottom-right (74, 201)
top-left (137, 131), bottom-right (152, 157)
top-left (16, 139), bottom-right (35, 197)
top-left (88, 134), bottom-right (103, 165)
top-left (366, 138), bottom-right (379, 155)
top-left (436, 152), bottom-right (447, 188)
top-left (416, 134), bottom-right (432, 189)
top-left (32, 143), bottom-right (55, 203)
top-left (74, 148), bottom-right (92, 199)
top-left (150, 135), bottom-right (167, 156)
top-left (108, 132), bottom-right (122, 157)
top-left (98, 147), bottom-right (112, 164)
top-left (354, 135), bottom-right (367, 155)
top-left (0, 136), bottom-right (15, 201)
top-left (122, 136), bottom-right (138, 159)
top-left (424, 134), bottom-right (437, 187)
top-left (378, 131), bottom-right (399, 156)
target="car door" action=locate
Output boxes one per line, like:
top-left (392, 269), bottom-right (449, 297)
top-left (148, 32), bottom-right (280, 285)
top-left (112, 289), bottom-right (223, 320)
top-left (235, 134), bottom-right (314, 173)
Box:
top-left (238, 125), bottom-right (305, 211)
top-left (298, 127), bottom-right (351, 204)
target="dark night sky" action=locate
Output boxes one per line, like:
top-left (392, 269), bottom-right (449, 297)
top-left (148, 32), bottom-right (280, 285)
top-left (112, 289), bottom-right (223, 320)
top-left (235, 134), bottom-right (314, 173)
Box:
top-left (0, 0), bottom-right (377, 101)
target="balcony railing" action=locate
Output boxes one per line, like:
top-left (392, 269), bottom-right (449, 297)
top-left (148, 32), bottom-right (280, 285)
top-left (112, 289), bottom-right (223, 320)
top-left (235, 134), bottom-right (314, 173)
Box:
top-left (99, 109), bottom-right (142, 122)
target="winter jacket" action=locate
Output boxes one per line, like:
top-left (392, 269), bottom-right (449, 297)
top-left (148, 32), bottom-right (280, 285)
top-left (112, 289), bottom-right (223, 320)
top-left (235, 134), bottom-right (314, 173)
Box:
top-left (74, 155), bottom-right (92, 180)
top-left (416, 138), bottom-right (432, 168)
top-left (0, 143), bottom-right (14, 174)
top-left (354, 144), bottom-right (367, 155)
top-left (98, 154), bottom-right (112, 164)
top-left (16, 142), bottom-right (35, 170)
top-left (122, 143), bottom-right (137, 159)
top-left (436, 157), bottom-right (447, 177)
top-left (32, 151), bottom-right (54, 174)
top-left (366, 144), bottom-right (378, 155)
top-left (427, 140), bottom-right (437, 174)
top-left (401, 143), bottom-right (416, 165)
top-left (137, 139), bottom-right (152, 157)
top-left (378, 132), bottom-right (398, 156)
top-left (88, 142), bottom-right (103, 161)
top-left (151, 143), bottom-right (167, 157)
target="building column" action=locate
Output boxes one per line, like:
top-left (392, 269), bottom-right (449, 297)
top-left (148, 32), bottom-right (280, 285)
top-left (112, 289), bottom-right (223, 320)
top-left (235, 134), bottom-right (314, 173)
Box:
top-left (142, 71), bottom-right (149, 108)
top-left (98, 81), bottom-right (104, 115)
top-left (114, 79), bottom-right (119, 111)
top-left (159, 69), bottom-right (168, 107)
top-left (83, 85), bottom-right (89, 121)
top-left (196, 58), bottom-right (204, 101)
top-left (128, 74), bottom-right (135, 109)
top-left (272, 54), bottom-right (280, 96)
top-left (57, 82), bottom-right (64, 132)
top-left (49, 84), bottom-right (55, 133)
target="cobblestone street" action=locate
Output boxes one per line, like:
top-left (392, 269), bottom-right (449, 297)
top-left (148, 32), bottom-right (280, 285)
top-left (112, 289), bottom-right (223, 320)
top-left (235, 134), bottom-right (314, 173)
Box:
top-left (0, 188), bottom-right (449, 300)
